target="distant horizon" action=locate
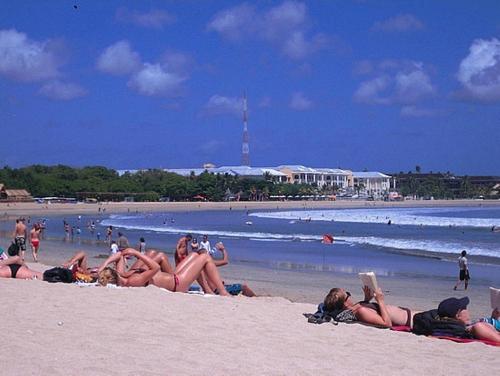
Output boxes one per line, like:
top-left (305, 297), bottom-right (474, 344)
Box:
top-left (1, 2), bottom-right (499, 174)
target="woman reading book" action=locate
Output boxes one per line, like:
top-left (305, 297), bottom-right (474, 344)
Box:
top-left (323, 286), bottom-right (418, 328)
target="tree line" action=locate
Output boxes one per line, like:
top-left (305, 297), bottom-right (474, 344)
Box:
top-left (0, 165), bottom-right (323, 202)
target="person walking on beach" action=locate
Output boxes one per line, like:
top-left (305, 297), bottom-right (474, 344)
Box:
top-left (138, 237), bottom-right (146, 254)
top-left (117, 232), bottom-right (130, 251)
top-left (30, 224), bottom-right (42, 262)
top-left (106, 226), bottom-right (113, 243)
top-left (12, 218), bottom-right (27, 260)
top-left (454, 250), bottom-right (470, 291)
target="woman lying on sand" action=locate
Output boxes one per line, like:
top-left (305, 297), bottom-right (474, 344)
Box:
top-left (90, 248), bottom-right (230, 295)
top-left (0, 256), bottom-right (42, 280)
top-left (323, 286), bottom-right (418, 328)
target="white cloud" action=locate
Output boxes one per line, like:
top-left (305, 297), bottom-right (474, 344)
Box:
top-left (127, 63), bottom-right (186, 97)
top-left (354, 76), bottom-right (391, 104)
top-left (0, 29), bottom-right (63, 82)
top-left (457, 38), bottom-right (500, 102)
top-left (354, 61), bottom-right (435, 105)
top-left (400, 105), bottom-right (437, 117)
top-left (206, 4), bottom-right (256, 41)
top-left (38, 80), bottom-right (87, 101)
top-left (116, 8), bottom-right (175, 29)
top-left (372, 14), bottom-right (424, 32)
top-left (203, 95), bottom-right (242, 116)
top-left (289, 91), bottom-right (313, 110)
top-left (161, 51), bottom-right (194, 75)
top-left (207, 1), bottom-right (329, 60)
top-left (96, 40), bottom-right (141, 75)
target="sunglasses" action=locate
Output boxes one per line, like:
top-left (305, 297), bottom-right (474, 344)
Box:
top-left (344, 291), bottom-right (351, 301)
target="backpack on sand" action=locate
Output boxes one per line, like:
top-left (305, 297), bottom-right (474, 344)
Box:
top-left (43, 267), bottom-right (74, 283)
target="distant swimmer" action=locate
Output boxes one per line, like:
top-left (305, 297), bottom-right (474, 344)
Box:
top-left (387, 220), bottom-right (392, 225)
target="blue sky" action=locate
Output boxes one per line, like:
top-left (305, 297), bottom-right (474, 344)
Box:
top-left (1, 1), bottom-right (499, 174)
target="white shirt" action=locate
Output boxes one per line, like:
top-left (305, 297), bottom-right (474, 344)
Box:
top-left (458, 256), bottom-right (468, 270)
top-left (110, 243), bottom-right (119, 254)
top-left (200, 240), bottom-right (211, 251)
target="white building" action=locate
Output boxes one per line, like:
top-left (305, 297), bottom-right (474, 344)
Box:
top-left (277, 165), bottom-right (351, 189)
top-left (352, 171), bottom-right (394, 197)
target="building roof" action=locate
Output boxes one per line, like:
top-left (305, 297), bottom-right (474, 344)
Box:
top-left (164, 168), bottom-right (207, 177)
top-left (4, 189), bottom-right (31, 197)
top-left (315, 168), bottom-right (351, 175)
top-left (277, 165), bottom-right (320, 173)
top-left (352, 171), bottom-right (391, 178)
top-left (214, 166), bottom-right (286, 177)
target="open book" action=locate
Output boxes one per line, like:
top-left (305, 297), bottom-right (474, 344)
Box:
top-left (490, 287), bottom-right (500, 310)
top-left (358, 272), bottom-right (378, 292)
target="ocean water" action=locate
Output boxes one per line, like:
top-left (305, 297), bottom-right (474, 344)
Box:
top-left (5, 205), bottom-right (500, 286)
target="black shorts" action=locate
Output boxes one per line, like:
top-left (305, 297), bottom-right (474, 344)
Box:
top-left (459, 270), bottom-right (470, 281)
top-left (15, 236), bottom-right (26, 251)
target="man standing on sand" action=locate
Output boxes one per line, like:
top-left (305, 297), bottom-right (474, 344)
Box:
top-left (13, 218), bottom-right (27, 260)
top-left (175, 234), bottom-right (192, 266)
top-left (454, 250), bottom-right (470, 291)
top-left (199, 234), bottom-right (211, 253)
top-left (30, 224), bottom-right (42, 262)
top-left (117, 232), bottom-right (130, 251)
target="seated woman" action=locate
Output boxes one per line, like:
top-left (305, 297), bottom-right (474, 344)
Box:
top-left (0, 256), bottom-right (43, 280)
top-left (98, 248), bottom-right (230, 296)
top-left (323, 286), bottom-right (417, 328)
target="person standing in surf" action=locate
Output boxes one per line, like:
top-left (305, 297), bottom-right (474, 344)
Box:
top-left (454, 250), bottom-right (470, 291)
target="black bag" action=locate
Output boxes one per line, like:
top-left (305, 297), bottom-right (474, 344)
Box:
top-left (7, 242), bottom-right (19, 256)
top-left (43, 267), bottom-right (74, 283)
top-left (412, 309), bottom-right (472, 338)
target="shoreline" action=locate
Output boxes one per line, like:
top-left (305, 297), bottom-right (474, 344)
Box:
top-left (1, 198), bottom-right (499, 218)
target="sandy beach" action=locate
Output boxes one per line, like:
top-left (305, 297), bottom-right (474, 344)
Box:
top-left (1, 201), bottom-right (499, 375)
top-left (2, 273), bottom-right (499, 376)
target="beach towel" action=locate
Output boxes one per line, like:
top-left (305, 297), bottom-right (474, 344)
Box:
top-left (391, 325), bottom-right (412, 332)
top-left (430, 335), bottom-right (500, 347)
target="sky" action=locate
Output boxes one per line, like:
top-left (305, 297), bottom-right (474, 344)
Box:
top-left (0, 0), bottom-right (499, 175)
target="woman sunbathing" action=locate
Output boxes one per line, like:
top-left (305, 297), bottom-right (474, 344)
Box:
top-left (0, 256), bottom-right (43, 280)
top-left (98, 248), bottom-right (230, 295)
top-left (323, 286), bottom-right (418, 328)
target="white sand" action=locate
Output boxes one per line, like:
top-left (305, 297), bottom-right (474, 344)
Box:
top-left (1, 275), bottom-right (498, 376)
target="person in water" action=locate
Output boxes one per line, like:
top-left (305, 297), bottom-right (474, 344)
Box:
top-left (323, 286), bottom-right (418, 328)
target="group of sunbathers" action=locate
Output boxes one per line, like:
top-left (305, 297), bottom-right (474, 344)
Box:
top-left (0, 239), bottom-right (256, 297)
top-left (322, 285), bottom-right (500, 344)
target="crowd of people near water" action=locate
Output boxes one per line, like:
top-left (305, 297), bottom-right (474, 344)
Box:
top-left (1, 216), bottom-right (255, 297)
top-left (0, 215), bottom-right (498, 346)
